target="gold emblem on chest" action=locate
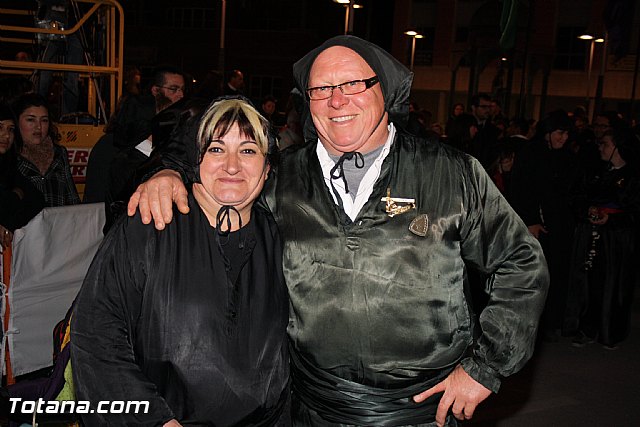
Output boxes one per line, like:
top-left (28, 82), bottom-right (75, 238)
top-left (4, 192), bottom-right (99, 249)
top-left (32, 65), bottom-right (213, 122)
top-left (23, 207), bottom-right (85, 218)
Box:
top-left (381, 188), bottom-right (416, 218)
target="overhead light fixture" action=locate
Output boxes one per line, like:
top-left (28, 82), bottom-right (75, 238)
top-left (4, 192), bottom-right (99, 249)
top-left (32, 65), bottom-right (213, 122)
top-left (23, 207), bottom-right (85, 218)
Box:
top-left (578, 34), bottom-right (594, 40)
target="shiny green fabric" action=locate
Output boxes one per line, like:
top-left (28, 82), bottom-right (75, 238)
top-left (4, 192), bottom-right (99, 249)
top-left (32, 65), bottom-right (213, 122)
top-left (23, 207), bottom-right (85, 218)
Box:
top-left (265, 134), bottom-right (548, 398)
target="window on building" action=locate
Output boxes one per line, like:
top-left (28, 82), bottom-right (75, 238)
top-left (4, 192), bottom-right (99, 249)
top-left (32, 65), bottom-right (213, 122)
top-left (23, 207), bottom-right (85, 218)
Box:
top-left (554, 27), bottom-right (587, 70)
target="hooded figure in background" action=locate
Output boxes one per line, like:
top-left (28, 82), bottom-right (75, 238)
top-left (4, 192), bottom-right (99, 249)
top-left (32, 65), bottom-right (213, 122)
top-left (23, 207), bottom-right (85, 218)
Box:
top-left (129, 35), bottom-right (549, 427)
top-left (510, 110), bottom-right (582, 343)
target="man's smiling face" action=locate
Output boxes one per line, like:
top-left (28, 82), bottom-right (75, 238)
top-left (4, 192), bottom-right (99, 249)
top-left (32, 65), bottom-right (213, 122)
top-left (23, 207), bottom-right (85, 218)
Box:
top-left (308, 46), bottom-right (388, 155)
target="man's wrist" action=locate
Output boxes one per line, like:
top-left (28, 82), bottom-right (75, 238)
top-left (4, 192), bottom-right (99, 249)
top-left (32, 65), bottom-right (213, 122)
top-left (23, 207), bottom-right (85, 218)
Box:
top-left (460, 357), bottom-right (501, 393)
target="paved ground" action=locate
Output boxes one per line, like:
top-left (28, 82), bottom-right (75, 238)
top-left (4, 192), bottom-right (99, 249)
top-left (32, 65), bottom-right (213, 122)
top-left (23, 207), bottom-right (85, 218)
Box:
top-left (467, 287), bottom-right (640, 427)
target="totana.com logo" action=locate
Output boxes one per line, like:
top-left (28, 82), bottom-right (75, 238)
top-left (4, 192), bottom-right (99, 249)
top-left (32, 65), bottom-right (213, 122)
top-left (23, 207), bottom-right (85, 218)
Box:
top-left (9, 398), bottom-right (150, 414)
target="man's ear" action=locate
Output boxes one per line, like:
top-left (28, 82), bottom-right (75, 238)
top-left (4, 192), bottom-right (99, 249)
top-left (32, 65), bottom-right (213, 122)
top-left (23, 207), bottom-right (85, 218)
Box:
top-left (151, 85), bottom-right (160, 96)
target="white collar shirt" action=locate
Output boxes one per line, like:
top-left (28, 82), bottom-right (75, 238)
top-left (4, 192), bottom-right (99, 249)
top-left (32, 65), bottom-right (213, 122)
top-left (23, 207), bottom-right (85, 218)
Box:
top-left (316, 123), bottom-right (396, 222)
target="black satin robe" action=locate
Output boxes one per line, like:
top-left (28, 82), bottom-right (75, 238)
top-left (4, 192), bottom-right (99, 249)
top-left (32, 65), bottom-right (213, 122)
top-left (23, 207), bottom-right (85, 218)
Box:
top-left (264, 132), bottom-right (549, 425)
top-left (71, 195), bottom-right (290, 426)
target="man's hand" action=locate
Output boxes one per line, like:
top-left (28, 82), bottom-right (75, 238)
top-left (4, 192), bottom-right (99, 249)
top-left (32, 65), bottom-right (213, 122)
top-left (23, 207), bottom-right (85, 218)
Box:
top-left (527, 224), bottom-right (547, 239)
top-left (413, 364), bottom-right (492, 427)
top-left (589, 213), bottom-right (608, 225)
top-left (127, 169), bottom-right (189, 230)
top-left (588, 206), bottom-right (609, 225)
top-left (163, 419), bottom-right (182, 427)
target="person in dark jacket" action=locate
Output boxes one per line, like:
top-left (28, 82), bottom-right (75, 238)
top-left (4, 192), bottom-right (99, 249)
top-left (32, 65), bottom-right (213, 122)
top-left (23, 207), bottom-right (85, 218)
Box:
top-left (0, 103), bottom-right (44, 248)
top-left (129, 36), bottom-right (548, 427)
top-left (510, 110), bottom-right (582, 342)
top-left (467, 93), bottom-right (501, 170)
top-left (71, 98), bottom-right (290, 426)
top-left (13, 93), bottom-right (80, 207)
top-left (566, 128), bottom-right (640, 349)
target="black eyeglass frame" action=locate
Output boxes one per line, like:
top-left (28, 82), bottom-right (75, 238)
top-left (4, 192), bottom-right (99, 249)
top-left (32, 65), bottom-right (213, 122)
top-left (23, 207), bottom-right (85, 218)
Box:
top-left (158, 85), bottom-right (185, 94)
top-left (306, 76), bottom-right (379, 100)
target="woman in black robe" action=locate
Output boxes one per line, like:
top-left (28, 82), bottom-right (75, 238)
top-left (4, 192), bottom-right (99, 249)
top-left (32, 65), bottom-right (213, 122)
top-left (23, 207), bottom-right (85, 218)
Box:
top-left (566, 128), bottom-right (640, 349)
top-left (71, 97), bottom-right (290, 426)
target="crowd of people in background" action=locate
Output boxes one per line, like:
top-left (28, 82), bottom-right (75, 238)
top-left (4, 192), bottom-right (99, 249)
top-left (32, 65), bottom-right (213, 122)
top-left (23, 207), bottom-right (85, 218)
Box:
top-left (423, 94), bottom-right (640, 351)
top-left (2, 63), bottom-right (640, 350)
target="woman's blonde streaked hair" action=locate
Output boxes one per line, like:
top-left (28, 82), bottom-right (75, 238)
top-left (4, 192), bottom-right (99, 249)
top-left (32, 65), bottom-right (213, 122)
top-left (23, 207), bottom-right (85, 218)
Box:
top-left (197, 98), bottom-right (270, 161)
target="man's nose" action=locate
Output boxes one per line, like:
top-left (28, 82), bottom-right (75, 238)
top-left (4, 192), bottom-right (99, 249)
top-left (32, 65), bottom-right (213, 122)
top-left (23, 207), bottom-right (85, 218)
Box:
top-left (329, 87), bottom-right (349, 108)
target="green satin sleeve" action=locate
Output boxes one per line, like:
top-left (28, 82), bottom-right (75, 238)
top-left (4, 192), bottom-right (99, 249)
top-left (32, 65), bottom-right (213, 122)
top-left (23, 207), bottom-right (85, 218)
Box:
top-left (459, 157), bottom-right (549, 392)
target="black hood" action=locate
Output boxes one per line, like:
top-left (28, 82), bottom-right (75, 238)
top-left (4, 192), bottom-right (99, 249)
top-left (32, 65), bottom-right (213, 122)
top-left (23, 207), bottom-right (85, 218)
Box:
top-left (292, 35), bottom-right (413, 143)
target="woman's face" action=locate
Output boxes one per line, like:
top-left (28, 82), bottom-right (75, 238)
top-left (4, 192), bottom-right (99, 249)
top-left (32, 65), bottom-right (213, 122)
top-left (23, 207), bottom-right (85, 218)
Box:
top-left (18, 106), bottom-right (49, 147)
top-left (197, 123), bottom-right (269, 214)
top-left (0, 119), bottom-right (15, 154)
top-left (547, 129), bottom-right (568, 150)
top-left (453, 104), bottom-right (464, 116)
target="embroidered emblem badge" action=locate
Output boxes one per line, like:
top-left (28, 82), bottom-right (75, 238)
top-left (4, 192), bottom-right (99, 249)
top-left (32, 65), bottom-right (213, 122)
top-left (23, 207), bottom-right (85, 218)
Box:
top-left (409, 214), bottom-right (429, 237)
top-left (381, 188), bottom-right (416, 218)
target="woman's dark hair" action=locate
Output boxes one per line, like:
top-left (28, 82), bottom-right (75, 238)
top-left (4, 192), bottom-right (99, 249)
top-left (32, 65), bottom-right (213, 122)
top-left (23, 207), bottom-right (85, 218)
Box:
top-left (534, 109), bottom-right (572, 140)
top-left (452, 103), bottom-right (465, 114)
top-left (12, 93), bottom-right (57, 152)
top-left (0, 102), bottom-right (16, 123)
top-left (0, 103), bottom-right (18, 185)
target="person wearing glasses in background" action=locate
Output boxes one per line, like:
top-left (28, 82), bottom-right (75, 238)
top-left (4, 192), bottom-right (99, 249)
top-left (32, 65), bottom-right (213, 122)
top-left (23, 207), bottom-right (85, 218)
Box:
top-left (151, 65), bottom-right (186, 112)
top-left (467, 93), bottom-right (501, 171)
top-left (129, 36), bottom-right (549, 427)
top-left (103, 65), bottom-right (186, 230)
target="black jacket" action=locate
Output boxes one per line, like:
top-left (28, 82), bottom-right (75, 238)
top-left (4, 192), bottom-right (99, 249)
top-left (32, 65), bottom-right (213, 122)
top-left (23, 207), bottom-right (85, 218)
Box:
top-left (71, 197), bottom-right (290, 426)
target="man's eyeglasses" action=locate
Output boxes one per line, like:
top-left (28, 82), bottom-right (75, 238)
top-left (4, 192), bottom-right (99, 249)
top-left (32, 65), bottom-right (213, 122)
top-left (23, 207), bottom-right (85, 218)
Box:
top-left (306, 76), bottom-right (379, 100)
top-left (159, 86), bottom-right (185, 94)
top-left (476, 104), bottom-right (492, 109)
